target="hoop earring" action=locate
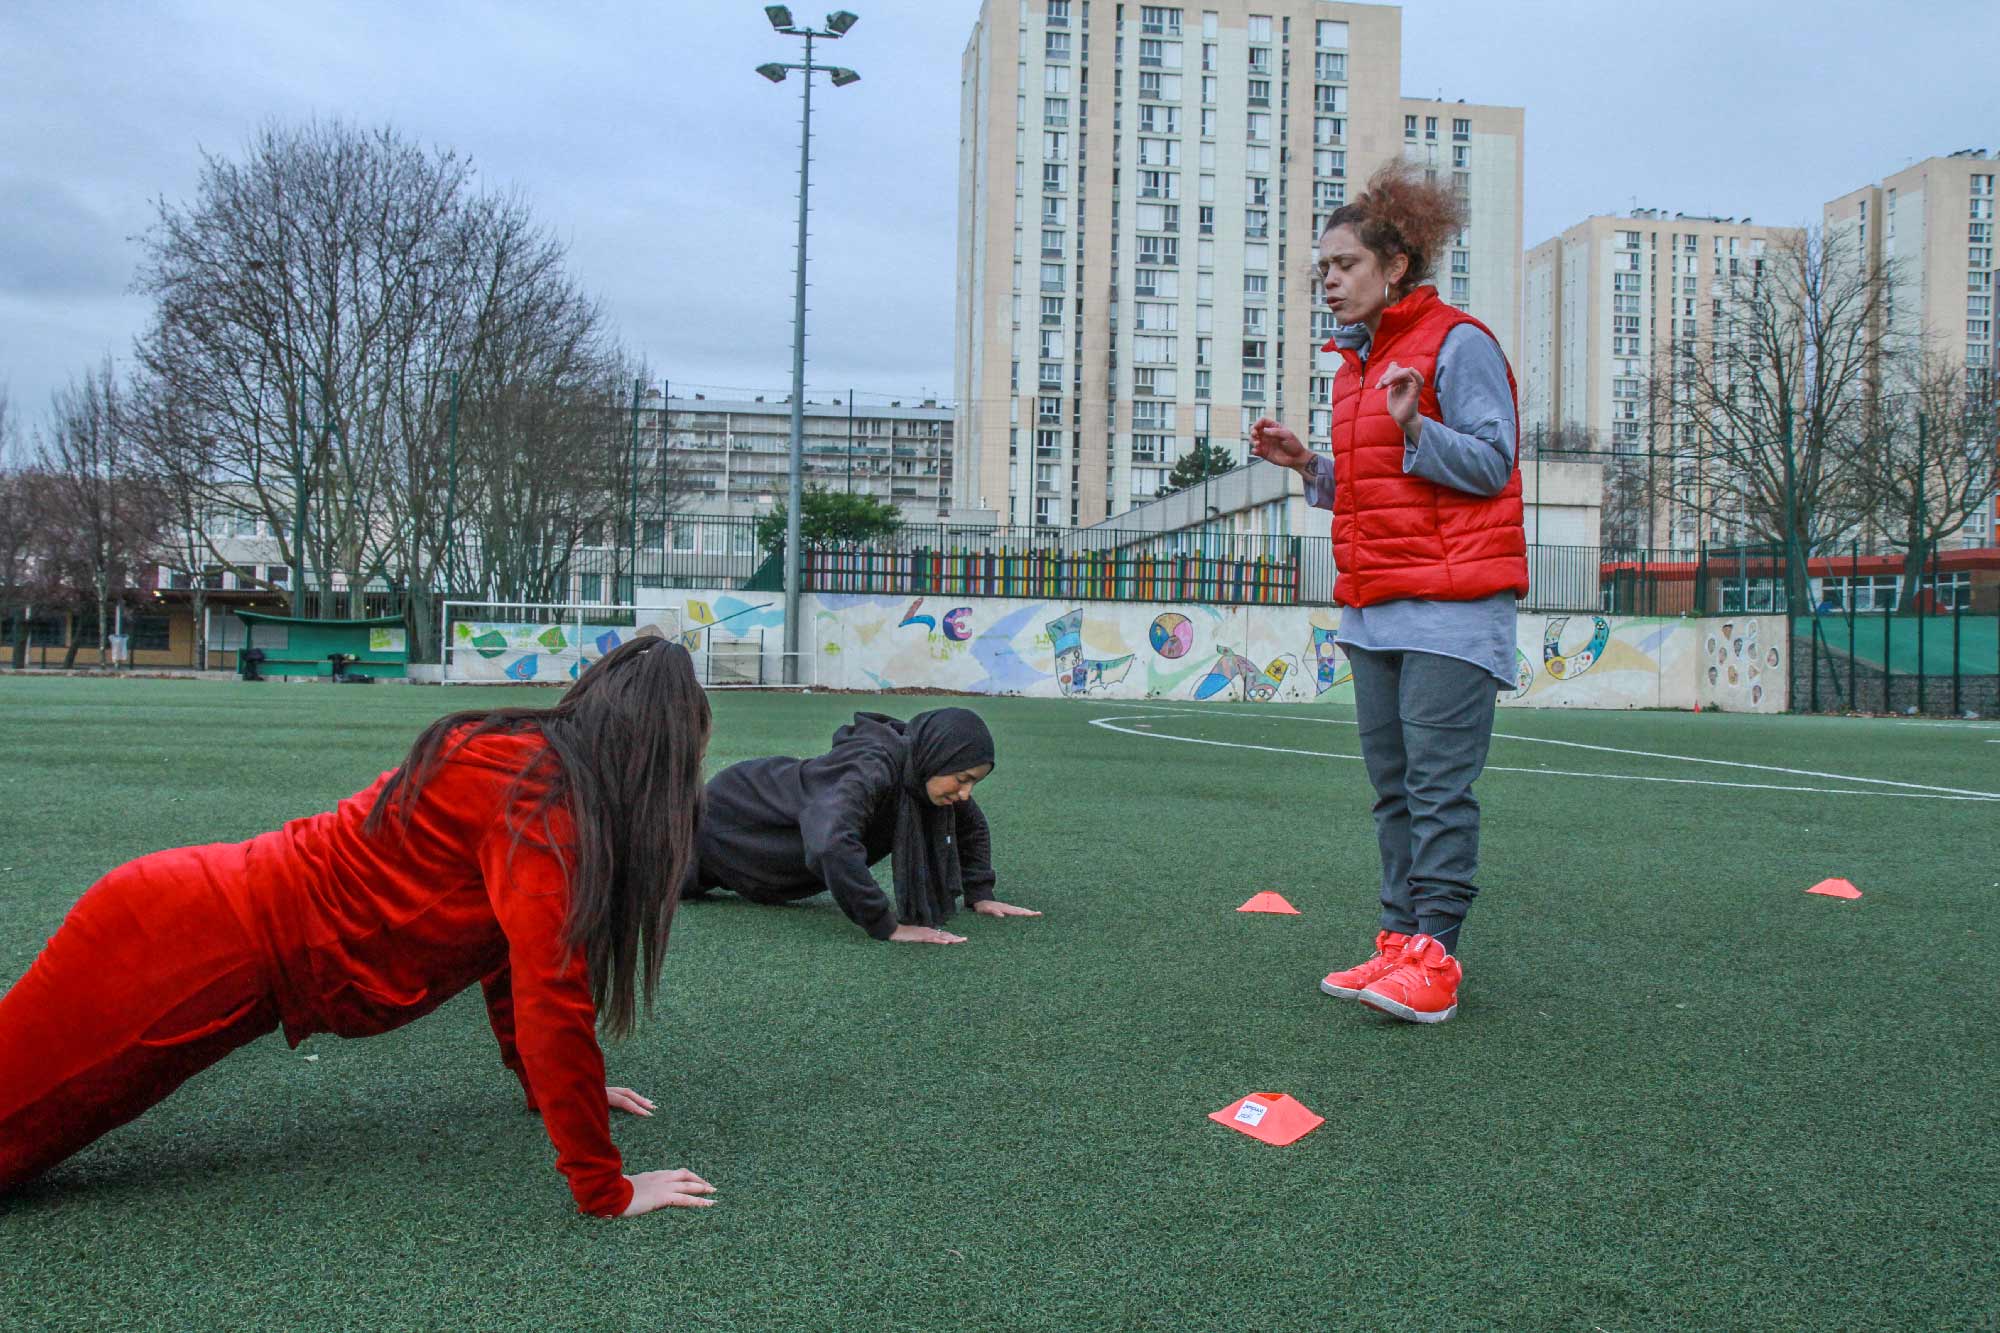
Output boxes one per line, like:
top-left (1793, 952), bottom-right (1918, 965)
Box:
top-left (1384, 283), bottom-right (1393, 304)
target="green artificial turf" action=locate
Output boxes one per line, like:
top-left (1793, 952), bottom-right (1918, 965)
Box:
top-left (1, 676), bottom-right (1995, 1330)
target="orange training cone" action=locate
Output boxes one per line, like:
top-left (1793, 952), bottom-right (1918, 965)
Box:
top-left (1209, 1093), bottom-right (1324, 1146)
top-left (1806, 878), bottom-right (1862, 900)
top-left (1237, 892), bottom-right (1300, 915)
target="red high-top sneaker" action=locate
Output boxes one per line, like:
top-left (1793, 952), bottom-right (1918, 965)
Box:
top-left (1319, 930), bottom-right (1414, 999)
top-left (1357, 933), bottom-right (1462, 1023)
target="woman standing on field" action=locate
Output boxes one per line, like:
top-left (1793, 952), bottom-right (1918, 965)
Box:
top-left (1251, 162), bottom-right (1527, 1025)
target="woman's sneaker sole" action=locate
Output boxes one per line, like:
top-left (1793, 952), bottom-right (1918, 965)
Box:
top-left (1357, 992), bottom-right (1457, 1023)
top-left (1319, 978), bottom-right (1364, 999)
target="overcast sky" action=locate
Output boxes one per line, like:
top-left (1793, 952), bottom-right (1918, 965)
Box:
top-left (2, 0), bottom-right (1994, 432)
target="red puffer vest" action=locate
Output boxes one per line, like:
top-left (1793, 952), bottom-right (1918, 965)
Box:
top-left (1325, 285), bottom-right (1528, 607)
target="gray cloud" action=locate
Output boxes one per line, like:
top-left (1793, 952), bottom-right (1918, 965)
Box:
top-left (1, 0), bottom-right (1994, 427)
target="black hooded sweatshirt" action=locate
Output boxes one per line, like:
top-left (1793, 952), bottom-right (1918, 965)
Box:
top-left (692, 709), bottom-right (998, 939)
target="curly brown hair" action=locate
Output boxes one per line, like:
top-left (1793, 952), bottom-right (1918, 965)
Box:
top-left (1321, 160), bottom-right (1467, 297)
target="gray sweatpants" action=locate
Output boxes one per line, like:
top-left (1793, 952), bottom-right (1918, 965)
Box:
top-left (1346, 646), bottom-right (1500, 956)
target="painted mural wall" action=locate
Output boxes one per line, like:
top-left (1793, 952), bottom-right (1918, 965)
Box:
top-left (446, 592), bottom-right (1786, 713)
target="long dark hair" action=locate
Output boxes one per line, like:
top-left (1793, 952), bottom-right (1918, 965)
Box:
top-left (365, 635), bottom-right (710, 1038)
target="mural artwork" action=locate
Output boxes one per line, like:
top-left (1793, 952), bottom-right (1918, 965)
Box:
top-left (572, 587), bottom-right (1783, 712)
top-left (1048, 609), bottom-right (1136, 697)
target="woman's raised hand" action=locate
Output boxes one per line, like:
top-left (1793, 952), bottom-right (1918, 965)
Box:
top-left (1249, 417), bottom-right (1310, 469)
top-left (1378, 360), bottom-right (1424, 438)
top-left (620, 1168), bottom-right (717, 1215)
top-left (889, 924), bottom-right (968, 944)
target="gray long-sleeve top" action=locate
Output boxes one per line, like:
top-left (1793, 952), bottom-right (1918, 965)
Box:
top-left (1302, 320), bottom-right (1520, 687)
top-left (694, 752), bottom-right (998, 939)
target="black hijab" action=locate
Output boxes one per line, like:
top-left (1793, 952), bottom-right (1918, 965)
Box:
top-left (829, 708), bottom-right (996, 927)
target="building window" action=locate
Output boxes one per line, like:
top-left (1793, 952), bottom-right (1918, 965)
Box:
top-left (1424, 116), bottom-right (1437, 140)
top-left (1198, 205), bottom-right (1215, 235)
top-left (1315, 85), bottom-right (1345, 114)
top-left (1315, 117), bottom-right (1344, 147)
top-left (1246, 113), bottom-right (1271, 142)
top-left (1404, 114), bottom-right (1419, 139)
top-left (1247, 78), bottom-right (1271, 107)
top-left (1041, 228), bottom-right (1065, 258)
top-left (1043, 163), bottom-right (1067, 192)
top-left (1450, 276), bottom-right (1469, 304)
top-left (1047, 0), bottom-right (1070, 25)
top-left (1316, 19), bottom-right (1348, 48)
top-left (1038, 395), bottom-right (1062, 421)
top-left (1040, 263), bottom-right (1065, 291)
top-left (1245, 208), bottom-right (1269, 238)
top-left (1043, 131), bottom-right (1068, 161)
top-left (1044, 65), bottom-right (1070, 93)
top-left (1314, 52), bottom-right (1345, 81)
top-left (1246, 15), bottom-right (1273, 42)
top-left (1046, 31), bottom-right (1070, 61)
top-left (1313, 149), bottom-right (1344, 179)
top-left (1242, 372), bottom-right (1266, 400)
top-left (1452, 117), bottom-right (1470, 141)
top-left (1139, 5), bottom-right (1182, 35)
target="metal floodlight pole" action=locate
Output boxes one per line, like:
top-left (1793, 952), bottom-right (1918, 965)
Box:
top-left (785, 32), bottom-right (813, 682)
top-left (761, 10), bottom-right (860, 684)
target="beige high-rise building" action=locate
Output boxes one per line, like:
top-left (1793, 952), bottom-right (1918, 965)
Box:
top-left (952, 0), bottom-right (1524, 530)
top-left (1825, 149), bottom-right (1997, 546)
top-left (1522, 212), bottom-right (1802, 550)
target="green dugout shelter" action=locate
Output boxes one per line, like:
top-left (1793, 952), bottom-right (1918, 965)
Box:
top-left (235, 611), bottom-right (409, 679)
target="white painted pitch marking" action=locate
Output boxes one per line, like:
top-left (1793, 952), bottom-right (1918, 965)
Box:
top-left (1125, 700), bottom-right (2000, 800)
top-left (1086, 714), bottom-right (2000, 804)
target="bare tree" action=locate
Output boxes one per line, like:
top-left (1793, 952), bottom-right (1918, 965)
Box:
top-left (0, 388), bottom-right (52, 667)
top-left (1857, 346), bottom-right (2000, 609)
top-left (37, 360), bottom-right (168, 667)
top-left (135, 119), bottom-right (685, 655)
top-left (1646, 226), bottom-right (1880, 605)
top-left (134, 120), bottom-right (476, 617)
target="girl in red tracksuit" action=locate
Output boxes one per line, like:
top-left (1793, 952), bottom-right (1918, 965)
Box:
top-left (0, 635), bottom-right (713, 1217)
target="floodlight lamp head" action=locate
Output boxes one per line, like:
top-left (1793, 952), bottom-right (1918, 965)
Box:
top-left (756, 62), bottom-right (788, 83)
top-left (826, 10), bottom-right (860, 35)
top-left (765, 5), bottom-right (795, 31)
top-left (829, 66), bottom-right (861, 87)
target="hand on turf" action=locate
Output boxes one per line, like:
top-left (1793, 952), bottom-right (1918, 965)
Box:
top-left (889, 924), bottom-right (968, 944)
top-left (620, 1168), bottom-right (716, 1215)
top-left (1249, 417), bottom-right (1311, 471)
top-left (607, 1086), bottom-right (655, 1117)
top-left (973, 900), bottom-right (1042, 918)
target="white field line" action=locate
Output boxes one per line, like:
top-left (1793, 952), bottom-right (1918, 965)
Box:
top-left (1125, 701), bottom-right (2000, 800)
top-left (1086, 712), bottom-right (2000, 804)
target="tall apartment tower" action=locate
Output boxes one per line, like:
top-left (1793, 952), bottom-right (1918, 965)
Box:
top-left (1522, 212), bottom-right (1802, 550)
top-left (1825, 149), bottom-right (1997, 546)
top-left (953, 0), bottom-right (1523, 529)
